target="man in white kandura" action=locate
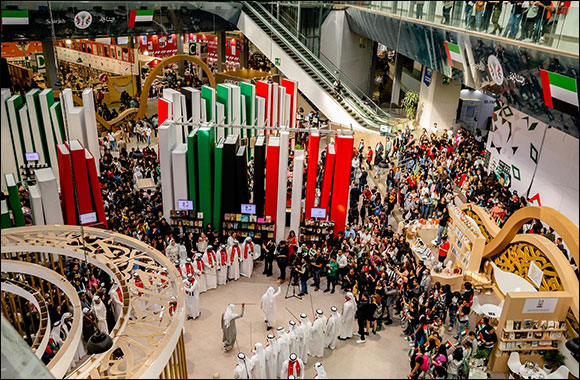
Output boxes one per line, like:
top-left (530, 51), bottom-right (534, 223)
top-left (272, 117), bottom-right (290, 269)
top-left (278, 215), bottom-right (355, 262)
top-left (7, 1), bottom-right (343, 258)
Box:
top-left (249, 342), bottom-right (267, 379)
top-left (180, 258), bottom-right (195, 279)
top-left (260, 285), bottom-right (282, 331)
top-left (277, 326), bottom-right (291, 375)
top-left (233, 352), bottom-right (251, 379)
top-left (240, 236), bottom-right (254, 277)
top-left (339, 292), bottom-right (357, 340)
top-left (61, 312), bottom-right (86, 365)
top-left (288, 320), bottom-right (301, 356)
top-left (165, 238), bottom-right (180, 262)
top-left (309, 309), bottom-right (326, 358)
top-left (298, 313), bottom-right (311, 363)
top-left (216, 244), bottom-right (229, 285)
top-left (174, 259), bottom-right (184, 278)
top-left (193, 253), bottom-right (207, 293)
top-left (203, 245), bottom-right (218, 290)
top-left (264, 334), bottom-right (279, 379)
top-left (325, 306), bottom-right (340, 350)
top-left (108, 282), bottom-right (123, 320)
top-left (313, 362), bottom-right (328, 379)
top-left (228, 240), bottom-right (241, 281)
top-left (281, 353), bottom-right (304, 379)
top-left (184, 273), bottom-right (200, 320)
top-left (92, 295), bottom-right (108, 333)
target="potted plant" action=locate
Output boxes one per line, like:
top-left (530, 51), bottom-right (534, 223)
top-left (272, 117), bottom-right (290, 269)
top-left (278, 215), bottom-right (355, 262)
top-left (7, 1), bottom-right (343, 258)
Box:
top-left (542, 350), bottom-right (565, 374)
top-left (401, 90), bottom-right (419, 119)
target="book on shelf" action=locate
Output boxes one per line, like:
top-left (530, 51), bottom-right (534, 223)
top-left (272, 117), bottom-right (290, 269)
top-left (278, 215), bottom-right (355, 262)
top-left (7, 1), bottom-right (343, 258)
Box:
top-left (499, 341), bottom-right (506, 350)
top-left (503, 332), bottom-right (509, 339)
top-left (532, 341), bottom-right (538, 348)
top-left (533, 320), bottom-right (539, 329)
top-left (547, 320), bottom-right (555, 329)
top-left (506, 320), bottom-right (514, 330)
top-left (509, 332), bottom-right (516, 340)
top-left (527, 332), bottom-right (533, 339)
top-left (540, 320), bottom-right (547, 329)
top-left (513, 321), bottom-right (521, 330)
top-left (523, 319), bottom-right (532, 329)
top-left (549, 331), bottom-right (562, 339)
top-left (559, 321), bottom-right (566, 329)
top-left (534, 331), bottom-right (543, 339)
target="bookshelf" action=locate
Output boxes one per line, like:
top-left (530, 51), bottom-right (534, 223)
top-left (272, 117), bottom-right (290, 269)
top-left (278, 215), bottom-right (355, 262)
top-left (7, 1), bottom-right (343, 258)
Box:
top-left (489, 291), bottom-right (572, 372)
top-left (300, 219), bottom-right (334, 244)
top-left (222, 213), bottom-right (275, 243)
top-left (169, 210), bottom-right (205, 234)
top-left (447, 205), bottom-right (486, 274)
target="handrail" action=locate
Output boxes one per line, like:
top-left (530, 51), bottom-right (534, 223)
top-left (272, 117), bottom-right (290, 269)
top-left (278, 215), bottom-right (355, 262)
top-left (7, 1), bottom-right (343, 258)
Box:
top-left (244, 1), bottom-right (398, 130)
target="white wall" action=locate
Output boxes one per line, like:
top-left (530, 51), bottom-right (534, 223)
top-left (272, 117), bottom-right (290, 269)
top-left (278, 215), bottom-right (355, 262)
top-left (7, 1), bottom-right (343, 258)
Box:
top-left (238, 11), bottom-right (364, 131)
top-left (417, 68), bottom-right (461, 133)
top-left (320, 9), bottom-right (374, 96)
top-left (486, 104), bottom-right (579, 227)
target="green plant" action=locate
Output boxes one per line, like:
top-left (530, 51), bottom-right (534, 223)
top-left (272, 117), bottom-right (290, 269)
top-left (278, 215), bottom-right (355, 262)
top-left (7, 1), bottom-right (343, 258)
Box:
top-left (474, 348), bottom-right (488, 359)
top-left (542, 350), bottom-right (566, 370)
top-left (401, 90), bottom-right (419, 119)
top-left (294, 144), bottom-right (302, 150)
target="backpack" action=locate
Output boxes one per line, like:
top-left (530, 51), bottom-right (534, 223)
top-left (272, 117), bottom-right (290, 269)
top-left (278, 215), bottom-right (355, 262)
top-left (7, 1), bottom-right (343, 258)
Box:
top-left (420, 355), bottom-right (430, 372)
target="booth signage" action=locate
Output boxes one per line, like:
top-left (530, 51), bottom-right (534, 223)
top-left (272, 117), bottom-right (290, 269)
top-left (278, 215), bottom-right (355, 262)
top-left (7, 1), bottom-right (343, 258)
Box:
top-left (522, 298), bottom-right (558, 314)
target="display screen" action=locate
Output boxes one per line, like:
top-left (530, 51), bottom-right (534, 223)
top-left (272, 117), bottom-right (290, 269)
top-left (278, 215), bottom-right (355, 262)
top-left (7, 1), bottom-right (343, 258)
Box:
top-left (241, 204), bottom-right (256, 214)
top-left (310, 208), bottom-right (327, 218)
top-left (25, 152), bottom-right (39, 161)
top-left (178, 200), bottom-right (194, 211)
top-left (80, 212), bottom-right (97, 224)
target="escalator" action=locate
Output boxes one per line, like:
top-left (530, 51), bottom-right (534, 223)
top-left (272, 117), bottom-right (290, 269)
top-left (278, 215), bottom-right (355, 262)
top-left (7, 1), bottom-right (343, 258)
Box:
top-left (242, 1), bottom-right (398, 132)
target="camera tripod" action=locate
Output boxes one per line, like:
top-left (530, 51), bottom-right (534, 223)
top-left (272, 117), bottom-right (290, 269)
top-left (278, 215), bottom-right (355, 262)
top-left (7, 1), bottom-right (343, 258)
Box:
top-left (285, 269), bottom-right (302, 300)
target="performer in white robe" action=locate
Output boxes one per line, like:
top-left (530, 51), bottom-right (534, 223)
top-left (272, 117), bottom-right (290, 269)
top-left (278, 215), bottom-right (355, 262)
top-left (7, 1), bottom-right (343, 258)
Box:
top-left (92, 295), bottom-right (108, 333)
top-left (180, 258), bottom-right (195, 279)
top-left (298, 313), bottom-right (311, 362)
top-left (202, 245), bottom-right (218, 290)
top-left (233, 352), bottom-right (251, 379)
top-left (313, 362), bottom-right (328, 379)
top-left (50, 321), bottom-right (64, 347)
top-left (193, 254), bottom-right (207, 293)
top-left (228, 241), bottom-right (241, 280)
top-left (61, 312), bottom-right (86, 364)
top-left (184, 273), bottom-right (200, 319)
top-left (277, 326), bottom-right (291, 375)
top-left (280, 353), bottom-right (305, 379)
top-left (165, 239), bottom-right (180, 262)
top-left (249, 342), bottom-right (267, 379)
top-left (339, 292), bottom-right (357, 340)
top-left (324, 306), bottom-right (340, 350)
top-left (309, 309), bottom-right (326, 358)
top-left (240, 237), bottom-right (254, 278)
top-left (108, 282), bottom-right (123, 320)
top-left (260, 286), bottom-right (282, 330)
top-left (264, 334), bottom-right (279, 379)
top-left (174, 259), bottom-right (184, 279)
top-left (131, 272), bottom-right (146, 316)
top-left (216, 244), bottom-right (229, 285)
top-left (288, 320), bottom-right (301, 356)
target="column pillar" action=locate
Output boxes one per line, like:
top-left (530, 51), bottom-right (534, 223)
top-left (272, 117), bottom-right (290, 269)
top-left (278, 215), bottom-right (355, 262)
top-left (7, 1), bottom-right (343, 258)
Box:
top-left (217, 31), bottom-right (226, 73)
top-left (290, 149), bottom-right (304, 239)
top-left (330, 135), bottom-right (354, 237)
top-left (241, 37), bottom-right (249, 69)
top-left (305, 131), bottom-right (319, 219)
top-left (390, 52), bottom-right (403, 107)
top-left (275, 130), bottom-right (289, 242)
top-left (41, 39), bottom-right (59, 89)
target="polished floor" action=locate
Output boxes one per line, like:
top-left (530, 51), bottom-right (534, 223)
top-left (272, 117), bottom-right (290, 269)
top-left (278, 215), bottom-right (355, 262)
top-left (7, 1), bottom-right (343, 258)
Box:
top-left (181, 260), bottom-right (502, 379)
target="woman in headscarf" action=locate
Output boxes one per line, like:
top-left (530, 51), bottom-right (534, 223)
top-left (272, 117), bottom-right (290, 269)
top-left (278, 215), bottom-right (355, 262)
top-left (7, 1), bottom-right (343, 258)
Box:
top-left (221, 303), bottom-right (245, 352)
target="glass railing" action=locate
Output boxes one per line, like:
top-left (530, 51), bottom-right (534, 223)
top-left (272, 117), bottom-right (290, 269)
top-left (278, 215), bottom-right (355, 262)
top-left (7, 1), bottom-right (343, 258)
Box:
top-left (245, 1), bottom-right (402, 130)
top-left (338, 1), bottom-right (579, 55)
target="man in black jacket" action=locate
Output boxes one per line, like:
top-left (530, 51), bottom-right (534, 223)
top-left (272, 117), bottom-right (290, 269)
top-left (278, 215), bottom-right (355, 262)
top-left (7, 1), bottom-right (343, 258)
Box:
top-left (262, 239), bottom-right (276, 276)
top-left (276, 240), bottom-right (289, 282)
top-left (355, 292), bottom-right (376, 344)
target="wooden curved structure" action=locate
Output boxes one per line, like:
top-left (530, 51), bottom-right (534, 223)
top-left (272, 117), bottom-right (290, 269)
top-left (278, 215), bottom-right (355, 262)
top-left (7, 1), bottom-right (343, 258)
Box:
top-left (462, 204), bottom-right (579, 267)
top-left (71, 94), bottom-right (112, 131)
top-left (460, 204), bottom-right (580, 325)
top-left (1, 225), bottom-right (187, 379)
top-left (136, 54), bottom-right (217, 120)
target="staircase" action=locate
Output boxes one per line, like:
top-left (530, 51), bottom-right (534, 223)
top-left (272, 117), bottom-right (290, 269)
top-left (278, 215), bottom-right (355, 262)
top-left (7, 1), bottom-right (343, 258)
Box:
top-left (242, 1), bottom-right (398, 132)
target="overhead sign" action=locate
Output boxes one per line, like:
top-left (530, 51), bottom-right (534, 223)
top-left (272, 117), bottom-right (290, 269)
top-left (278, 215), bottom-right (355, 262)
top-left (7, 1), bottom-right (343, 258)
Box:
top-left (25, 152), bottom-right (39, 161)
top-left (310, 208), bottom-right (327, 218)
top-left (487, 55), bottom-right (504, 85)
top-left (178, 200), bottom-right (194, 211)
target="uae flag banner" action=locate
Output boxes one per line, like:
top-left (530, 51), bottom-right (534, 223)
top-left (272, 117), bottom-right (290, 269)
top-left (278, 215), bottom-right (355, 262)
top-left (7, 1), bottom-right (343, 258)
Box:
top-left (128, 10), bottom-right (154, 27)
top-left (444, 41), bottom-right (464, 70)
top-left (1, 10), bottom-right (29, 30)
top-left (540, 69), bottom-right (579, 116)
